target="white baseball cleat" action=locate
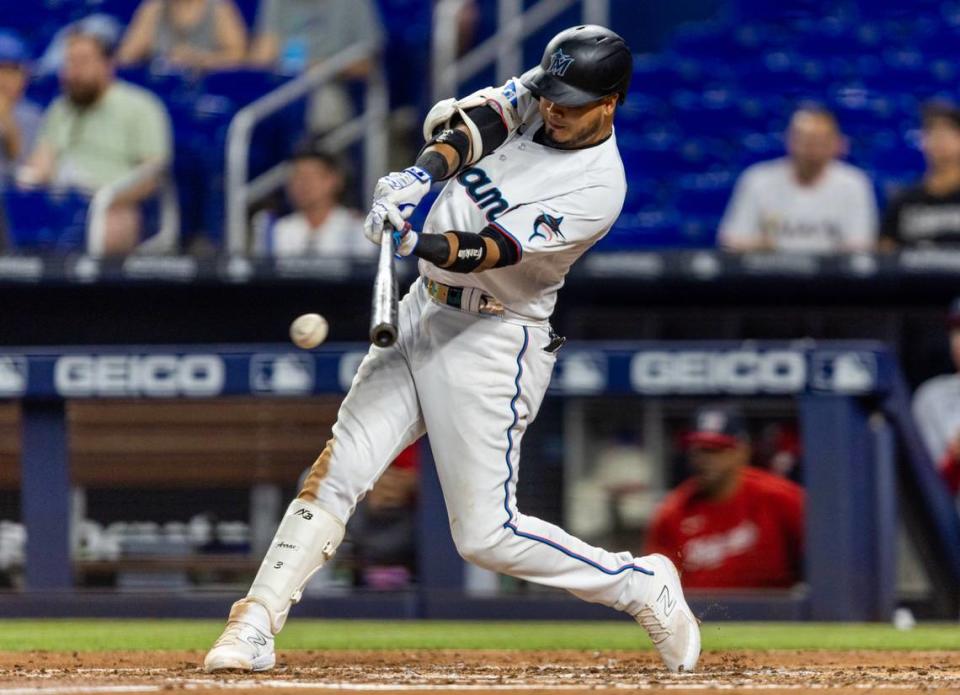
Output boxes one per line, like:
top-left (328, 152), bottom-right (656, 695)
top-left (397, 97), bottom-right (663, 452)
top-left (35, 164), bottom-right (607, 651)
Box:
top-left (204, 600), bottom-right (276, 672)
top-left (634, 553), bottom-right (701, 673)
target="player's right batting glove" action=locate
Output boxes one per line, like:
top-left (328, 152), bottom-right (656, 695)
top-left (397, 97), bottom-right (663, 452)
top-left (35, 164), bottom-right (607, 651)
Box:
top-left (372, 167), bottom-right (432, 219)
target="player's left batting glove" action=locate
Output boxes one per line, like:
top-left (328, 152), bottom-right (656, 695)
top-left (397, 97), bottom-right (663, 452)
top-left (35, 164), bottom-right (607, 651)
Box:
top-left (372, 166), bottom-right (432, 219)
top-left (363, 200), bottom-right (419, 256)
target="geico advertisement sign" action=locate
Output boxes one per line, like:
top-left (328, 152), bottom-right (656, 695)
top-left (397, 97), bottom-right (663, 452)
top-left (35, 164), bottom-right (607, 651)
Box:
top-left (631, 350), bottom-right (806, 394)
top-left (55, 355), bottom-right (225, 397)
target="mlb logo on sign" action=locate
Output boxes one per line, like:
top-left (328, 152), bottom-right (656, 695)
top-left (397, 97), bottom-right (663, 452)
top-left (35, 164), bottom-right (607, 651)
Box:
top-left (251, 354), bottom-right (315, 395)
top-left (553, 351), bottom-right (607, 395)
top-left (811, 351), bottom-right (877, 394)
top-left (0, 356), bottom-right (27, 397)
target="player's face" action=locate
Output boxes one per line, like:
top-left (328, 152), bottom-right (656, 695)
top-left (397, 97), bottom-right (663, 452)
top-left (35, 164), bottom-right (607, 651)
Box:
top-left (786, 112), bottom-right (841, 180)
top-left (539, 95), bottom-right (616, 148)
top-left (921, 118), bottom-right (960, 170)
top-left (688, 442), bottom-right (748, 496)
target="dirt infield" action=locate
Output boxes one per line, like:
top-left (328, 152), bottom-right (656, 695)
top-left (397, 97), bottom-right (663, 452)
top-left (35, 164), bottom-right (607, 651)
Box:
top-left (0, 649), bottom-right (957, 693)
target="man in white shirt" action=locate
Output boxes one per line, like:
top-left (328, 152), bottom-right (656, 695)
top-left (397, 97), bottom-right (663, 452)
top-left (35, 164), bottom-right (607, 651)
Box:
top-left (718, 105), bottom-right (878, 253)
top-left (255, 142), bottom-right (371, 258)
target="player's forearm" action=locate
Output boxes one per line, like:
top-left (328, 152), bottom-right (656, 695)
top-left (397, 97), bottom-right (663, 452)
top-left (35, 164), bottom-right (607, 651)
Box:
top-left (412, 229), bottom-right (518, 273)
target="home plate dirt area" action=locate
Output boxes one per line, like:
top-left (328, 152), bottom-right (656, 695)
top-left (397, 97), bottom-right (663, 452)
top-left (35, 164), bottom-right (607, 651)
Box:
top-left (0, 650), bottom-right (958, 694)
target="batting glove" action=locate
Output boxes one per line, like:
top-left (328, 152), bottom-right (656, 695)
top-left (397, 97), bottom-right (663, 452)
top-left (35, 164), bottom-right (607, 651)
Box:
top-left (364, 200), bottom-right (418, 257)
top-left (372, 166), bottom-right (432, 219)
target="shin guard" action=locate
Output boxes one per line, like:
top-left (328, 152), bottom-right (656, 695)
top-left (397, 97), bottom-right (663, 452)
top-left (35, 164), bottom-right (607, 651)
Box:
top-left (246, 498), bottom-right (345, 633)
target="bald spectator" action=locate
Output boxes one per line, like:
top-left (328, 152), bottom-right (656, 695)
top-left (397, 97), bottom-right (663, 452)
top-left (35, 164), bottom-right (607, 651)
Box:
top-left (912, 298), bottom-right (960, 497)
top-left (18, 28), bottom-right (172, 255)
top-left (645, 405), bottom-right (805, 589)
top-left (882, 102), bottom-right (960, 248)
top-left (719, 104), bottom-right (878, 253)
top-left (116, 0), bottom-right (248, 72)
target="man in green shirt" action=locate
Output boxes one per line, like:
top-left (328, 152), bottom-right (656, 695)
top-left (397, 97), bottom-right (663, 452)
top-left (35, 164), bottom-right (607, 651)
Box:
top-left (19, 28), bottom-right (172, 255)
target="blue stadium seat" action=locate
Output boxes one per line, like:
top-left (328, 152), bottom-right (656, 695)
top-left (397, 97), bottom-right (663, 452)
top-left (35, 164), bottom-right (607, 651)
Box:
top-left (736, 133), bottom-right (785, 168)
top-left (676, 172), bottom-right (736, 218)
top-left (3, 188), bottom-right (89, 251)
top-left (598, 210), bottom-right (681, 250)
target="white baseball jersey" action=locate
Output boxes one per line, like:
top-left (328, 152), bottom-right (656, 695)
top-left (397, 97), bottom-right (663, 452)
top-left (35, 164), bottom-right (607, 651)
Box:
top-left (420, 79), bottom-right (627, 322)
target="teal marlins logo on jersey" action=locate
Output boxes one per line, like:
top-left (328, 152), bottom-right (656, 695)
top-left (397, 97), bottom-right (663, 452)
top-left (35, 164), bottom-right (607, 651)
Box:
top-left (457, 167), bottom-right (509, 221)
top-left (530, 212), bottom-right (565, 242)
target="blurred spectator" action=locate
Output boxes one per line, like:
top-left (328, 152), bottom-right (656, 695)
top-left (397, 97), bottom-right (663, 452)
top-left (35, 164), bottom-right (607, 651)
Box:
top-left (912, 298), bottom-right (960, 496)
top-left (253, 140), bottom-right (371, 258)
top-left (0, 30), bottom-right (41, 251)
top-left (35, 15), bottom-right (123, 78)
top-left (355, 445), bottom-right (419, 590)
top-left (116, 0), bottom-right (248, 72)
top-left (881, 102), bottom-right (960, 249)
top-left (719, 104), bottom-right (877, 253)
top-left (645, 405), bottom-right (805, 589)
top-left (299, 444), bottom-right (419, 593)
top-left (248, 0), bottom-right (384, 130)
top-left (0, 31), bottom-right (41, 182)
top-left (17, 28), bottom-right (172, 255)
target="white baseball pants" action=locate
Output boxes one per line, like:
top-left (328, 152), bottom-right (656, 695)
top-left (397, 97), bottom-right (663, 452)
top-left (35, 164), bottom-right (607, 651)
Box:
top-left (258, 277), bottom-right (657, 617)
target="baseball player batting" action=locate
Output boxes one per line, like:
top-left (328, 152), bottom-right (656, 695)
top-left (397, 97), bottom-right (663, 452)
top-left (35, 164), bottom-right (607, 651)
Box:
top-left (204, 25), bottom-right (700, 674)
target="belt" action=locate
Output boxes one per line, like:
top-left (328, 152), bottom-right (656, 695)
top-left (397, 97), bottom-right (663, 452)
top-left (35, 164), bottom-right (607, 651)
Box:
top-left (425, 278), bottom-right (505, 316)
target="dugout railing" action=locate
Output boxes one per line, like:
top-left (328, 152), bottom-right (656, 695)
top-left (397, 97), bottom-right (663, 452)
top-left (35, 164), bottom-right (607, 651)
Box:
top-left (1, 341), bottom-right (957, 621)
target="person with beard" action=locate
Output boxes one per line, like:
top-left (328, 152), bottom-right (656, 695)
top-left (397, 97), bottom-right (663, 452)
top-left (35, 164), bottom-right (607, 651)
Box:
top-left (644, 405), bottom-right (805, 589)
top-left (718, 104), bottom-right (877, 253)
top-left (17, 28), bottom-right (172, 255)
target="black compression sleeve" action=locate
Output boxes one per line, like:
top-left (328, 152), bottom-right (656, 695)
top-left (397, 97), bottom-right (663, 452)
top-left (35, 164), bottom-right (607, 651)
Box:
top-left (412, 233), bottom-right (453, 267)
top-left (480, 227), bottom-right (520, 267)
top-left (415, 151), bottom-right (449, 181)
top-left (412, 229), bottom-right (521, 273)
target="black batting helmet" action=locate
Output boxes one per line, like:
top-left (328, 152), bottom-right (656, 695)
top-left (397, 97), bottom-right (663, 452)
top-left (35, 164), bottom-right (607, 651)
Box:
top-left (521, 25), bottom-right (632, 107)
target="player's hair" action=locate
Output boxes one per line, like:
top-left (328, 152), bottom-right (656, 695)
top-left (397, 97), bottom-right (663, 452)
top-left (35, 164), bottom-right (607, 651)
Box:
top-left (790, 101), bottom-right (841, 133)
top-left (921, 100), bottom-right (960, 131)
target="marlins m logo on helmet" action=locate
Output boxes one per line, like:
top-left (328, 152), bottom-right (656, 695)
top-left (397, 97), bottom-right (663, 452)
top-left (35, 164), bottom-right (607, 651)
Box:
top-left (547, 48), bottom-right (575, 77)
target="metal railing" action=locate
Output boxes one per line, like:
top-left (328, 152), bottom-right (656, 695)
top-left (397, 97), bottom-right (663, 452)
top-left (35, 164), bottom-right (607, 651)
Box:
top-left (86, 160), bottom-right (179, 257)
top-left (224, 41), bottom-right (387, 255)
top-left (432, 0), bottom-right (610, 103)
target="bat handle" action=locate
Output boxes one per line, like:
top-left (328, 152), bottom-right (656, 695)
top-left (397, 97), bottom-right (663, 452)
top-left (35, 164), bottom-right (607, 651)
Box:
top-left (370, 229), bottom-right (399, 347)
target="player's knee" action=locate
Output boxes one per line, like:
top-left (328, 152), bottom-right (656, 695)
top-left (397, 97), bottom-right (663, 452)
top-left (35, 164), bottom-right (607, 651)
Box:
top-left (453, 527), bottom-right (513, 571)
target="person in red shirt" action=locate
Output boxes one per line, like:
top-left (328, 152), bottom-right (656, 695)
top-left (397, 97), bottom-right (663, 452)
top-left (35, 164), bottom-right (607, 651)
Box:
top-left (644, 405), bottom-right (805, 589)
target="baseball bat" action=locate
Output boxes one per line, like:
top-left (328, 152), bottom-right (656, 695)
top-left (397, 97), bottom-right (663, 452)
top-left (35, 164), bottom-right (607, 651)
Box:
top-left (369, 227), bottom-right (399, 347)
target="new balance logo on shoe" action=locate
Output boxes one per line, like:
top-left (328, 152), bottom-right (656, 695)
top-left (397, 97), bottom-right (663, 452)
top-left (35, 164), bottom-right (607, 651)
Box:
top-left (294, 509), bottom-right (314, 520)
top-left (245, 632), bottom-right (268, 648)
top-left (657, 585), bottom-right (677, 617)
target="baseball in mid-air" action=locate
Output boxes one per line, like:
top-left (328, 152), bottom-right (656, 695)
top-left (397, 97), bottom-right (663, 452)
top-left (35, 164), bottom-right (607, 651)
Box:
top-left (290, 313), bottom-right (329, 349)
